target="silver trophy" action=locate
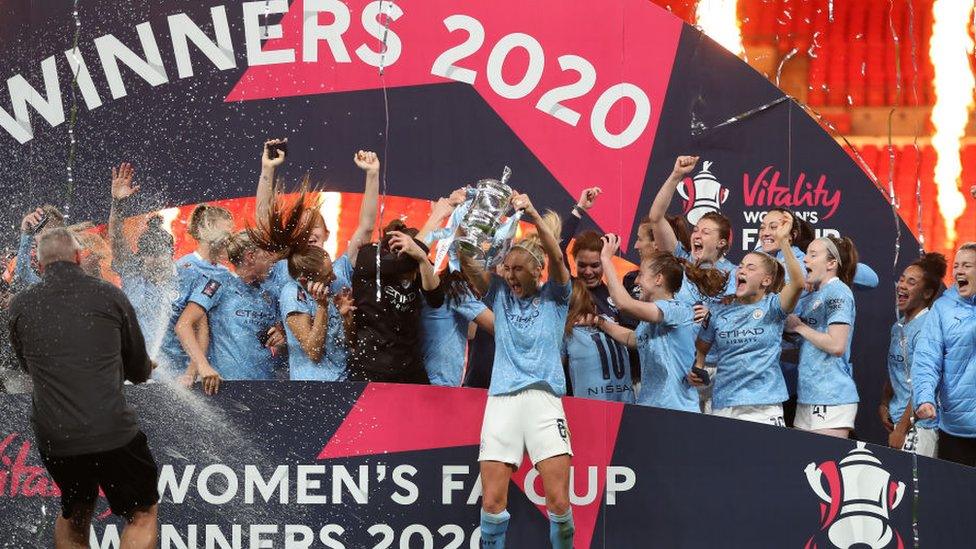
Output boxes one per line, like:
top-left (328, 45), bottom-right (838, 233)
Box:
top-left (456, 166), bottom-right (515, 263)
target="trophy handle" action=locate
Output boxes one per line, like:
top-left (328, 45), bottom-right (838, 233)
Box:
top-left (676, 178), bottom-right (690, 201)
top-left (890, 481), bottom-right (906, 510)
top-left (804, 462), bottom-right (832, 503)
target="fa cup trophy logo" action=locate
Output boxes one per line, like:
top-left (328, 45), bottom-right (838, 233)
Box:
top-left (677, 160), bottom-right (729, 225)
top-left (804, 442), bottom-right (905, 549)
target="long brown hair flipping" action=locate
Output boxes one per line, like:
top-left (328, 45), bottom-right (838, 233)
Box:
top-left (247, 178), bottom-right (330, 282)
top-left (642, 251), bottom-right (729, 298)
top-left (565, 278), bottom-right (598, 336)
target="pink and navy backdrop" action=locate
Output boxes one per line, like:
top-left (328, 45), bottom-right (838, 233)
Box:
top-left (3, 382), bottom-right (976, 547)
top-left (0, 2), bottom-right (956, 544)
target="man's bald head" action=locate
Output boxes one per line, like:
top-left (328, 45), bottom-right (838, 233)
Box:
top-left (36, 228), bottom-right (82, 268)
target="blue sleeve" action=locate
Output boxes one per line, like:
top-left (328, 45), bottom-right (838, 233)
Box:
top-left (767, 293), bottom-right (787, 322)
top-left (280, 283), bottom-right (313, 318)
top-left (544, 279), bottom-right (572, 305)
top-left (655, 299), bottom-right (691, 328)
top-left (912, 308), bottom-right (944, 407)
top-left (824, 285), bottom-right (855, 326)
top-left (13, 233), bottom-right (40, 287)
top-left (674, 242), bottom-right (690, 260)
top-left (188, 276), bottom-right (225, 312)
top-left (699, 309), bottom-right (717, 343)
top-left (331, 255), bottom-right (353, 292)
top-left (852, 262), bottom-right (879, 289)
top-left (453, 292), bottom-right (488, 322)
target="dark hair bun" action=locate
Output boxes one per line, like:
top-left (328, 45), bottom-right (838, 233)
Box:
top-left (917, 252), bottom-right (947, 280)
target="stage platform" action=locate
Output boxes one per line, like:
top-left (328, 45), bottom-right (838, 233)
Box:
top-left (1, 381), bottom-right (972, 548)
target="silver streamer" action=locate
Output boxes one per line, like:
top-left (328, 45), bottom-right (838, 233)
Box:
top-left (906, 0), bottom-right (926, 254)
top-left (689, 95), bottom-right (790, 136)
top-left (374, 0), bottom-right (395, 301)
top-left (262, 0), bottom-right (271, 39)
top-left (886, 3), bottom-right (920, 544)
top-left (775, 47), bottom-right (798, 88)
top-left (64, 0), bottom-right (82, 219)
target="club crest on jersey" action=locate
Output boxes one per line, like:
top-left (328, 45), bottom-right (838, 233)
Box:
top-left (752, 308), bottom-right (764, 320)
top-left (400, 279), bottom-right (412, 289)
top-left (297, 288), bottom-right (307, 302)
top-left (202, 279), bottom-right (221, 298)
top-left (532, 297), bottom-right (541, 307)
top-left (811, 299), bottom-right (823, 310)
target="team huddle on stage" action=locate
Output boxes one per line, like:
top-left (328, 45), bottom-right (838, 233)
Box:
top-left (10, 144), bottom-right (976, 548)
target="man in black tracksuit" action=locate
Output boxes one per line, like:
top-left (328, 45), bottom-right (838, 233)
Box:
top-left (8, 227), bottom-right (159, 549)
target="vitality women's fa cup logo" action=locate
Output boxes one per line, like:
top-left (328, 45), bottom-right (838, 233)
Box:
top-left (677, 160), bottom-right (729, 225)
top-left (803, 442), bottom-right (905, 549)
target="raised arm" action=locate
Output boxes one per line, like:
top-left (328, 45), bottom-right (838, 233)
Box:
top-left (460, 254), bottom-right (491, 296)
top-left (285, 281), bottom-right (332, 362)
top-left (347, 150), bottom-right (380, 266)
top-left (596, 316), bottom-right (637, 349)
top-left (14, 210), bottom-right (44, 288)
top-left (108, 162), bottom-right (140, 271)
top-left (559, 186), bottom-right (602, 271)
top-left (512, 192), bottom-right (569, 284)
top-left (388, 231), bottom-right (440, 291)
top-left (777, 214), bottom-right (806, 313)
top-left (649, 156), bottom-right (698, 255)
top-left (256, 138), bottom-right (286, 221)
top-left (418, 197), bottom-right (458, 243)
top-left (599, 233), bottom-right (665, 323)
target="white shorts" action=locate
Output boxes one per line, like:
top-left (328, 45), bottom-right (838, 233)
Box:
top-left (712, 404), bottom-right (785, 427)
top-left (903, 426), bottom-right (939, 458)
top-left (479, 388), bottom-right (573, 468)
top-left (795, 403), bottom-right (858, 431)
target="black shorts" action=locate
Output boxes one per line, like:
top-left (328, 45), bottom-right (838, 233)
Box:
top-left (40, 431), bottom-right (159, 520)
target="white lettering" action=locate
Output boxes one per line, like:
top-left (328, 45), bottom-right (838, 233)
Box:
top-left (94, 22), bottom-right (169, 99)
top-left (244, 465), bottom-right (289, 504)
top-left (63, 47), bottom-right (103, 110)
top-left (243, 0), bottom-right (295, 66)
top-left (160, 524), bottom-right (195, 549)
top-left (206, 524), bottom-right (242, 549)
top-left (442, 465), bottom-right (468, 504)
top-left (90, 525), bottom-right (121, 549)
top-left (0, 55), bottom-right (64, 143)
top-left (250, 525), bottom-right (277, 549)
top-left (158, 464), bottom-right (195, 504)
top-left (605, 466), bottom-right (636, 505)
top-left (570, 466), bottom-right (598, 505)
top-left (318, 524), bottom-right (346, 549)
top-left (391, 464), bottom-right (418, 505)
top-left (197, 464), bottom-right (239, 505)
top-left (302, 0), bottom-right (351, 63)
top-left (332, 465), bottom-right (368, 504)
top-left (284, 524), bottom-right (315, 549)
top-left (296, 465), bottom-right (328, 504)
top-left (169, 7), bottom-right (236, 79)
top-left (355, 1), bottom-right (403, 67)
